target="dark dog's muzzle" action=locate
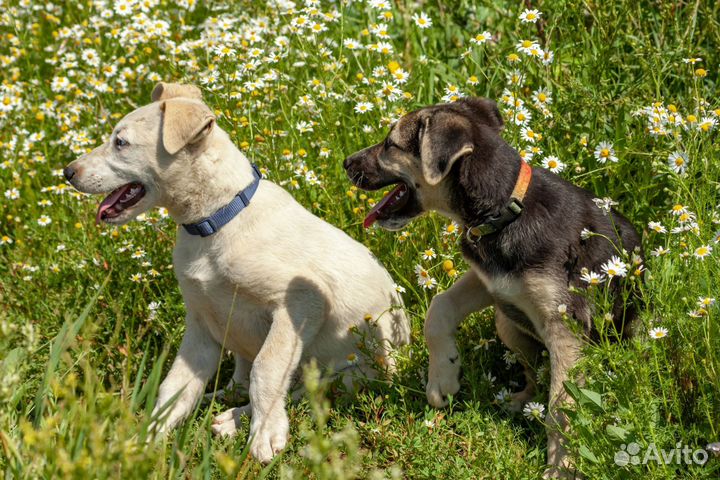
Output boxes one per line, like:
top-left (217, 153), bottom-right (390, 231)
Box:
top-left (343, 143), bottom-right (389, 190)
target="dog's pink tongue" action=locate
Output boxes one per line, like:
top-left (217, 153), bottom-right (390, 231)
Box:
top-left (95, 185), bottom-right (129, 224)
top-left (363, 183), bottom-right (405, 228)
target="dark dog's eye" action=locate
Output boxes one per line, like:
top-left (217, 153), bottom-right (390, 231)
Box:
top-left (115, 137), bottom-right (128, 148)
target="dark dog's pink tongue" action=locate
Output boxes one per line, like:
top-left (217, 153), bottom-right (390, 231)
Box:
top-left (96, 184), bottom-right (131, 224)
top-left (363, 183), bottom-right (407, 228)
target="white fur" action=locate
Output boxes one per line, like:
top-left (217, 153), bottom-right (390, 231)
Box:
top-left (66, 92), bottom-right (410, 463)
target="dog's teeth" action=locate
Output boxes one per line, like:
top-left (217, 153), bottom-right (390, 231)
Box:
top-left (119, 185), bottom-right (143, 204)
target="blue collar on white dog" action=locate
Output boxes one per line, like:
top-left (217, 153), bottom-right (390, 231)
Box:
top-left (182, 164), bottom-right (262, 237)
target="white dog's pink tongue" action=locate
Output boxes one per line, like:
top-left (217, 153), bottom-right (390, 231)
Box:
top-left (96, 185), bottom-right (130, 224)
top-left (363, 183), bottom-right (407, 228)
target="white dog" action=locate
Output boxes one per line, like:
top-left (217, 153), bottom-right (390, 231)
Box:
top-left (64, 82), bottom-right (410, 463)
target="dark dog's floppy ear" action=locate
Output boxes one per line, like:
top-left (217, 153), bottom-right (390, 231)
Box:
top-left (151, 82), bottom-right (203, 102)
top-left (420, 114), bottom-right (474, 186)
top-left (160, 99), bottom-right (215, 155)
top-left (460, 97), bottom-right (504, 132)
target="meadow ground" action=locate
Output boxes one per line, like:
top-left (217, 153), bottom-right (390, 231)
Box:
top-left (1, 0), bottom-right (719, 478)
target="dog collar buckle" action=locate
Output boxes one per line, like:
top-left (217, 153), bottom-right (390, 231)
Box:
top-left (191, 219), bottom-right (218, 237)
top-left (465, 161), bottom-right (531, 243)
top-left (507, 198), bottom-right (524, 215)
top-left (466, 223), bottom-right (496, 242)
top-left (466, 198), bottom-right (525, 243)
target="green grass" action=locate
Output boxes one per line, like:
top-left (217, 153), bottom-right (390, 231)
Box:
top-left (1, 0), bottom-right (720, 478)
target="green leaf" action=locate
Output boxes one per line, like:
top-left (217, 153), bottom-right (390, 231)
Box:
top-left (579, 388), bottom-right (603, 410)
top-left (606, 425), bottom-right (630, 441)
top-left (579, 444), bottom-right (599, 463)
top-left (563, 381), bottom-right (582, 402)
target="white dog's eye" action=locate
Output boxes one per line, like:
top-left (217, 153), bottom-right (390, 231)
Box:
top-left (115, 137), bottom-right (129, 148)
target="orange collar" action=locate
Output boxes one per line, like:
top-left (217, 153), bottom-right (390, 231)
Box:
top-left (511, 158), bottom-right (532, 202)
top-left (466, 159), bottom-right (532, 242)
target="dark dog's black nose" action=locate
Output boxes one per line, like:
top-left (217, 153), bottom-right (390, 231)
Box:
top-left (63, 166), bottom-right (76, 181)
top-left (343, 155), bottom-right (355, 170)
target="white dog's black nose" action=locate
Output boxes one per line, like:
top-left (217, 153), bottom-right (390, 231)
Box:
top-left (63, 166), bottom-right (76, 181)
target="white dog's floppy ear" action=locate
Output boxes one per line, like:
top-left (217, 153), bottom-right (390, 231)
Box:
top-left (420, 116), bottom-right (474, 186)
top-left (151, 82), bottom-right (203, 102)
top-left (160, 99), bottom-right (215, 155)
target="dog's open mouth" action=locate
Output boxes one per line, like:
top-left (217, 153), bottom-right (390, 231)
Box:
top-left (364, 183), bottom-right (410, 228)
top-left (96, 182), bottom-right (146, 224)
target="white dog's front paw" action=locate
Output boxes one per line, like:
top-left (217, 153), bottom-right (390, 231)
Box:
top-left (426, 355), bottom-right (461, 408)
top-left (211, 405), bottom-right (252, 437)
top-left (248, 412), bottom-right (289, 464)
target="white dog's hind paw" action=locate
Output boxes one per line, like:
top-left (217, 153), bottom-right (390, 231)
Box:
top-left (211, 405), bottom-right (252, 438)
top-left (248, 414), bottom-right (289, 464)
top-left (426, 358), bottom-right (461, 407)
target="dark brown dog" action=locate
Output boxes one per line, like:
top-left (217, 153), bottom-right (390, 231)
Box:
top-left (344, 97), bottom-right (642, 478)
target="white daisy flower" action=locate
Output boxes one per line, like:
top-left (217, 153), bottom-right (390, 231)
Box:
top-left (601, 256), bottom-right (628, 278)
top-left (542, 155), bottom-right (565, 173)
top-left (649, 327), bottom-right (668, 339)
top-left (523, 401), bottom-right (546, 419)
